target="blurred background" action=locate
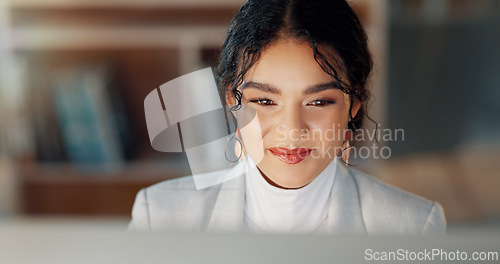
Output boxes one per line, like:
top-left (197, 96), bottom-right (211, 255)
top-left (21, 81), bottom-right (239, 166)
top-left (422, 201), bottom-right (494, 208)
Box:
top-left (0, 0), bottom-right (499, 230)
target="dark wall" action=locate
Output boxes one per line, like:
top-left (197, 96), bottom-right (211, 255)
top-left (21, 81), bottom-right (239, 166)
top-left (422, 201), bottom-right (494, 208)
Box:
top-left (387, 6), bottom-right (500, 156)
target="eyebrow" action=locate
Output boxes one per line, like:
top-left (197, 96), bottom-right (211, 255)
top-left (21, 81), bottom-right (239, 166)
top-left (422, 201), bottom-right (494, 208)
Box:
top-left (241, 81), bottom-right (341, 95)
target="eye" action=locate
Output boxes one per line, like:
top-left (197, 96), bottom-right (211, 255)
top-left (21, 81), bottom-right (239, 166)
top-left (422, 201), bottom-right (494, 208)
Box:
top-left (307, 99), bottom-right (336, 107)
top-left (249, 98), bottom-right (276, 106)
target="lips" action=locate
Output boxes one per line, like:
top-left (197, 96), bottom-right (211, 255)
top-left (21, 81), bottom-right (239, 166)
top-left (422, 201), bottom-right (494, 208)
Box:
top-left (268, 147), bottom-right (313, 164)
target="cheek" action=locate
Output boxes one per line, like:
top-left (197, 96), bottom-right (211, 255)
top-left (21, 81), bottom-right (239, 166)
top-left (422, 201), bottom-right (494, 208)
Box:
top-left (241, 111), bottom-right (275, 138)
top-left (240, 122), bottom-right (263, 143)
top-left (307, 107), bottom-right (349, 130)
top-left (305, 109), bottom-right (350, 150)
top-left (235, 108), bottom-right (266, 163)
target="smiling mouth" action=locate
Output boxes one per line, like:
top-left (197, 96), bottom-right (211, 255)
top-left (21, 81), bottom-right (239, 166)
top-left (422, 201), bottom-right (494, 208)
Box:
top-left (268, 147), bottom-right (313, 165)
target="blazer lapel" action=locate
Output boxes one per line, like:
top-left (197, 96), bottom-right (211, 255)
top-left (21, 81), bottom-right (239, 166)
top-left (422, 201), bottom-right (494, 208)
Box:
top-left (326, 159), bottom-right (367, 235)
top-left (206, 159), bottom-right (247, 232)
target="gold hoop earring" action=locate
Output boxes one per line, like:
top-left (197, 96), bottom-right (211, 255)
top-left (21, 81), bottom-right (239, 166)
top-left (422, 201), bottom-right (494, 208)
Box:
top-left (341, 141), bottom-right (352, 165)
top-left (339, 129), bottom-right (354, 165)
top-left (224, 134), bottom-right (243, 163)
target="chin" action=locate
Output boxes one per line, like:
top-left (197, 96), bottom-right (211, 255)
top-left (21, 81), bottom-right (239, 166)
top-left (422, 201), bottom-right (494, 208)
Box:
top-left (262, 160), bottom-right (315, 187)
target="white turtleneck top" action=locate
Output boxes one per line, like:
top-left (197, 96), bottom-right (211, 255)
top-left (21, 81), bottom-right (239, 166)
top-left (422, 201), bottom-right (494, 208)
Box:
top-left (243, 156), bottom-right (337, 233)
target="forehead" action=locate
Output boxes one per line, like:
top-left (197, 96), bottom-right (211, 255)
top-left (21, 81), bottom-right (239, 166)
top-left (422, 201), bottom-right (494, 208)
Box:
top-left (243, 38), bottom-right (345, 91)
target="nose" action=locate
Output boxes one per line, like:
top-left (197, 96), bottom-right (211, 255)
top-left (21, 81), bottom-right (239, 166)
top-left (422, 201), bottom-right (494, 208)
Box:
top-left (278, 105), bottom-right (308, 140)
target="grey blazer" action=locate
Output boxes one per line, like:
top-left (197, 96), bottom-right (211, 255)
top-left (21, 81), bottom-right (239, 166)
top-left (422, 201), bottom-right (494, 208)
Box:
top-left (128, 158), bottom-right (446, 236)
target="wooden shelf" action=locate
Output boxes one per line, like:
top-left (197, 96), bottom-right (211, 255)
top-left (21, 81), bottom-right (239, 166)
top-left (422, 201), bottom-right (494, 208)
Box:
top-left (17, 159), bottom-right (192, 216)
top-left (12, 25), bottom-right (229, 50)
top-left (19, 160), bottom-right (191, 184)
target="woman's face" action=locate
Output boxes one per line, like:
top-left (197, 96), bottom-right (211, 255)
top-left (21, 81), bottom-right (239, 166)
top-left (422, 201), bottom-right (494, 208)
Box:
top-left (232, 38), bottom-right (360, 188)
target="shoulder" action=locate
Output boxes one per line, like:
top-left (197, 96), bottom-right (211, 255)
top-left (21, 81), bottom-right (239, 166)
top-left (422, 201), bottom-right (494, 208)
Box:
top-left (143, 174), bottom-right (223, 208)
top-left (128, 168), bottom-right (232, 232)
top-left (349, 166), bottom-right (433, 209)
top-left (144, 164), bottom-right (240, 197)
top-left (345, 165), bottom-right (446, 236)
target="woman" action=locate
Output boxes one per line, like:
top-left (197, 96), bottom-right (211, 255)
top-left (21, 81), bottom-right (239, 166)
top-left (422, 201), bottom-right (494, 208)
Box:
top-left (128, 0), bottom-right (446, 235)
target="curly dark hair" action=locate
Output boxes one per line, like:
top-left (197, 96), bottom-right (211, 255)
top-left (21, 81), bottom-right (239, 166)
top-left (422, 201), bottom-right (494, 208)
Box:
top-left (215, 0), bottom-right (375, 141)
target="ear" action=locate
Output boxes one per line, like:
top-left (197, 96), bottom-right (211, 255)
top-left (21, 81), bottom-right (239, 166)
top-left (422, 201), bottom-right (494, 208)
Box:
top-left (350, 99), bottom-right (362, 121)
top-left (225, 87), bottom-right (236, 107)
